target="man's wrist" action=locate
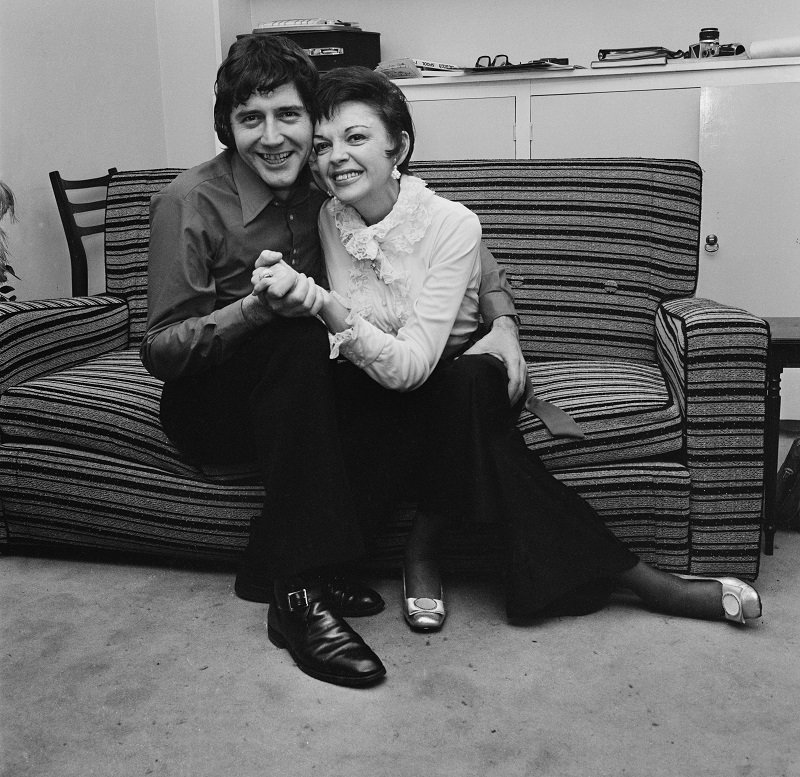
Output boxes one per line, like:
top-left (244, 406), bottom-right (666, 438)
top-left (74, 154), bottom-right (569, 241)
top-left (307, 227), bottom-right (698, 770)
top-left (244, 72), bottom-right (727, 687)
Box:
top-left (491, 314), bottom-right (520, 330)
top-left (241, 294), bottom-right (274, 327)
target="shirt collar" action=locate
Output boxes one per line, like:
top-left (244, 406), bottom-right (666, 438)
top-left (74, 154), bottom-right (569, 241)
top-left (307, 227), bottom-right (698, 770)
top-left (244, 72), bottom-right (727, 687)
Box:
top-left (230, 152), bottom-right (313, 226)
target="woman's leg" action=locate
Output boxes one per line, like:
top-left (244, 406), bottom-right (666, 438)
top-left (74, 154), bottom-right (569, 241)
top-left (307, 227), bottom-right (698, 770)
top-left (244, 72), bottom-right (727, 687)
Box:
top-left (618, 562), bottom-right (762, 621)
top-left (403, 510), bottom-right (447, 599)
top-left (408, 354), bottom-right (635, 618)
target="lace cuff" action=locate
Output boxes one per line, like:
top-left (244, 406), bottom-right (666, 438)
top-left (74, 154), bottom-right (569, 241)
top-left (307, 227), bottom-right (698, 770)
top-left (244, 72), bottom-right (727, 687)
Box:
top-left (329, 328), bottom-right (355, 359)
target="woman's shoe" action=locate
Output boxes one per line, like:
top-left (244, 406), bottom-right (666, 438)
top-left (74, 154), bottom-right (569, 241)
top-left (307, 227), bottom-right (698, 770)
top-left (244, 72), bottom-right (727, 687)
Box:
top-left (403, 570), bottom-right (446, 632)
top-left (676, 574), bottom-right (762, 624)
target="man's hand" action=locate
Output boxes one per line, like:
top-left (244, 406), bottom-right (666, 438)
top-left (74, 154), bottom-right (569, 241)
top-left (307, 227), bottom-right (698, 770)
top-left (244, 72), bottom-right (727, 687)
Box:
top-left (464, 316), bottom-right (527, 404)
top-left (251, 250), bottom-right (327, 317)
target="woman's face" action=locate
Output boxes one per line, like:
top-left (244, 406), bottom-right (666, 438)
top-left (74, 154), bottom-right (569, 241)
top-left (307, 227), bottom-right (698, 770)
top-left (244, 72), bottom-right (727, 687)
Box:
top-left (313, 100), bottom-right (408, 225)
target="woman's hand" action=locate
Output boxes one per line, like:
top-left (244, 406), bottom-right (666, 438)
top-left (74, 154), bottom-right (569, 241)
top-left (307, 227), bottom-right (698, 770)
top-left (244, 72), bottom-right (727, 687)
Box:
top-left (464, 316), bottom-right (528, 404)
top-left (251, 250), bottom-right (328, 317)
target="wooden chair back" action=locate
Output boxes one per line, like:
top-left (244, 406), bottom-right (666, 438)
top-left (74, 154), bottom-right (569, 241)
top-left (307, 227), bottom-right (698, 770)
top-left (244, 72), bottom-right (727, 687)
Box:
top-left (49, 168), bottom-right (117, 296)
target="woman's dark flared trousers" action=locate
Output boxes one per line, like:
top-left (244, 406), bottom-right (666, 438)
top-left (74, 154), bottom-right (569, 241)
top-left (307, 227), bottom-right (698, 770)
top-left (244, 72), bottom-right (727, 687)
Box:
top-left (333, 353), bottom-right (639, 618)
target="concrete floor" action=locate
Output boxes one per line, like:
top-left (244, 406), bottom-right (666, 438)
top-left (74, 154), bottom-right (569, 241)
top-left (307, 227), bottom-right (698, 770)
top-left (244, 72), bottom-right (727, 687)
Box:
top-left (3, 432), bottom-right (800, 777)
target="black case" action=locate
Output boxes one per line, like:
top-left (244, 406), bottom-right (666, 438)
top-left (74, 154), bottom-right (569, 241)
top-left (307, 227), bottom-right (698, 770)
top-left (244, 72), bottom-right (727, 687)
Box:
top-left (245, 30), bottom-right (381, 72)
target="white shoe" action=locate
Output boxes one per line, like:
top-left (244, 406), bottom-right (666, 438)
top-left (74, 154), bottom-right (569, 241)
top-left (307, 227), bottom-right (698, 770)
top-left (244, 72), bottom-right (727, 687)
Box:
top-left (403, 570), bottom-right (446, 632)
top-left (676, 574), bottom-right (762, 623)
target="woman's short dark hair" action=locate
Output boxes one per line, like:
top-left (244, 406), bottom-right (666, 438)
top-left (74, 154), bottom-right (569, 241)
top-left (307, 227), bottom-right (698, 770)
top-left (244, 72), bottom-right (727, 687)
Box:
top-left (214, 35), bottom-right (319, 149)
top-left (316, 66), bottom-right (416, 173)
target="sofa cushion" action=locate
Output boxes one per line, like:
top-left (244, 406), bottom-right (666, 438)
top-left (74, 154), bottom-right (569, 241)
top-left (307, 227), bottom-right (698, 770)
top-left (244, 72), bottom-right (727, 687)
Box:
top-left (523, 359), bottom-right (684, 469)
top-left (1, 349), bottom-right (683, 478)
top-left (0, 349), bottom-right (258, 484)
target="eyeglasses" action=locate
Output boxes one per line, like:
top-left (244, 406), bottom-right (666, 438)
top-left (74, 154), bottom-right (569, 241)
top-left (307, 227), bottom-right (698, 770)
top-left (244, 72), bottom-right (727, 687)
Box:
top-left (474, 54), bottom-right (509, 68)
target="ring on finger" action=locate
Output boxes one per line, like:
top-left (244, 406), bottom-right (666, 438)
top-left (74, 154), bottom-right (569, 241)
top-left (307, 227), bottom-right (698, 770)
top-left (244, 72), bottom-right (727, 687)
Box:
top-left (261, 269), bottom-right (273, 281)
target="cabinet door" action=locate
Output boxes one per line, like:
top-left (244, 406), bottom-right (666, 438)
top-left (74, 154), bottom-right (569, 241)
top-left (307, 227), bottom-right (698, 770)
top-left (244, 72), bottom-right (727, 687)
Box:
top-left (531, 89), bottom-right (700, 160)
top-left (698, 83), bottom-right (800, 418)
top-left (697, 83), bottom-right (800, 317)
top-left (407, 96), bottom-right (517, 160)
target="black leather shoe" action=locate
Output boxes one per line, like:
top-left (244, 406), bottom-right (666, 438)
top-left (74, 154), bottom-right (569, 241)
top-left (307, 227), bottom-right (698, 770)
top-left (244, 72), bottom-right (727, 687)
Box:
top-left (323, 575), bottom-right (385, 617)
top-left (236, 570), bottom-right (385, 617)
top-left (267, 585), bottom-right (386, 688)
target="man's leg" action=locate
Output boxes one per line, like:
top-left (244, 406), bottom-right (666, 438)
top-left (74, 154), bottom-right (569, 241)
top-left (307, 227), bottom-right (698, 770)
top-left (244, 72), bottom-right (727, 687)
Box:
top-left (160, 317), bottom-right (384, 686)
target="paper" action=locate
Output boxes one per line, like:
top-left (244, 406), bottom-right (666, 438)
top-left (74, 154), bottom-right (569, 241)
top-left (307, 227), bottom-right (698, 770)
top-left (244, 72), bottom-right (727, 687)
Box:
top-left (749, 36), bottom-right (800, 59)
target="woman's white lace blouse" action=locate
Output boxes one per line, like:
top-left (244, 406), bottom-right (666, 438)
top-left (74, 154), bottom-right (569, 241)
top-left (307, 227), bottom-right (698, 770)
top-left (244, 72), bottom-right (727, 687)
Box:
top-left (318, 174), bottom-right (482, 391)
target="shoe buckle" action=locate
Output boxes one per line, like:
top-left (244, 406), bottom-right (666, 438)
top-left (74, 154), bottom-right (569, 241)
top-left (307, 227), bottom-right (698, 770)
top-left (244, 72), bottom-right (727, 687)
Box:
top-left (286, 588), bottom-right (310, 611)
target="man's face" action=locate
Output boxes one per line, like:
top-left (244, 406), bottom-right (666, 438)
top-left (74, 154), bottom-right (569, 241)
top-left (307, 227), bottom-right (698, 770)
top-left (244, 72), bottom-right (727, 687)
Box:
top-left (230, 82), bottom-right (313, 200)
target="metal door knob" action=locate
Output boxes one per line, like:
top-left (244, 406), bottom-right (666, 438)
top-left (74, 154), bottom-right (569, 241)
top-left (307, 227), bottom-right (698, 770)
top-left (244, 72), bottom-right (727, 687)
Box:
top-left (704, 234), bottom-right (719, 253)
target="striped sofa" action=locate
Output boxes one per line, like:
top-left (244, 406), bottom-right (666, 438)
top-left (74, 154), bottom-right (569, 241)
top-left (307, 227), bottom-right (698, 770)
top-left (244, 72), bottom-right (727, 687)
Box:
top-left (0, 159), bottom-right (769, 579)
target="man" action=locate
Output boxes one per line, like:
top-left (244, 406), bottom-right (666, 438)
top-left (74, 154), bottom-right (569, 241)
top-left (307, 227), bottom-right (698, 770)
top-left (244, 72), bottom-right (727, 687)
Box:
top-left (140, 35), bottom-right (525, 688)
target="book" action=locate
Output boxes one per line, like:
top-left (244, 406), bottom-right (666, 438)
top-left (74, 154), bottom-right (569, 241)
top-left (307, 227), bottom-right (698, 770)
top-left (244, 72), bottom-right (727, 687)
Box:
top-left (591, 55), bottom-right (668, 68)
top-left (411, 58), bottom-right (464, 72)
top-left (254, 18), bottom-right (360, 33)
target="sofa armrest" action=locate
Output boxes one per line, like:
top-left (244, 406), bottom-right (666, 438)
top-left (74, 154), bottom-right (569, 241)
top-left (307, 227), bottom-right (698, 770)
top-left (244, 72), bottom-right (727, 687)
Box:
top-left (0, 295), bottom-right (129, 393)
top-left (656, 297), bottom-right (769, 574)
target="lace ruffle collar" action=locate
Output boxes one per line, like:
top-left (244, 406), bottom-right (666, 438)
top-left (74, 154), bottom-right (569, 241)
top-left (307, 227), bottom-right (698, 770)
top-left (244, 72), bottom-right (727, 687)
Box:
top-left (332, 174), bottom-right (433, 283)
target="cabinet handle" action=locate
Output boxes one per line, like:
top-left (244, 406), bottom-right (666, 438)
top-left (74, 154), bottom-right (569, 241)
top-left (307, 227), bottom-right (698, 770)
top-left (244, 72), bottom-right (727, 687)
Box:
top-left (704, 234), bottom-right (719, 253)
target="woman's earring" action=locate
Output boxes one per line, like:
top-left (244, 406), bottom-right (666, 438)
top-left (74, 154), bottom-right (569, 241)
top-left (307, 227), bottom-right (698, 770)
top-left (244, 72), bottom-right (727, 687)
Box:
top-left (391, 165), bottom-right (401, 180)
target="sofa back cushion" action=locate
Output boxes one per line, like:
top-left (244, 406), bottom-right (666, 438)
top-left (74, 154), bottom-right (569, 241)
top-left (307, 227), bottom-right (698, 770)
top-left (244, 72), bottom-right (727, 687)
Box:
top-left (106, 159), bottom-right (702, 362)
top-left (105, 169), bottom-right (184, 347)
top-left (411, 158), bottom-right (702, 364)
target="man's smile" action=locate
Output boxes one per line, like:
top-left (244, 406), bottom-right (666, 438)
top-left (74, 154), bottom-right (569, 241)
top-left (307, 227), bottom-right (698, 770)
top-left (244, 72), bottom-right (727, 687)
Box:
top-left (259, 151), bottom-right (293, 165)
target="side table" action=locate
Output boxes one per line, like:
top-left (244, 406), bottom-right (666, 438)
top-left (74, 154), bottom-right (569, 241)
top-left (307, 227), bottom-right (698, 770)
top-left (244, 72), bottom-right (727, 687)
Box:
top-left (763, 317), bottom-right (800, 554)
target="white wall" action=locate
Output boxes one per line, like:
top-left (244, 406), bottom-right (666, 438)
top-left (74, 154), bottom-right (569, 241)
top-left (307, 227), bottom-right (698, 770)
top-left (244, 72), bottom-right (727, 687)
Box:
top-left (155, 0), bottom-right (220, 169)
top-left (0, 0), bottom-right (169, 299)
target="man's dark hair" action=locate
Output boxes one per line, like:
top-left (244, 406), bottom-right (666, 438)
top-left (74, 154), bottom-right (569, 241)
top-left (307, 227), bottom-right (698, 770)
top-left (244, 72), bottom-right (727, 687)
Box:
top-left (214, 35), bottom-right (319, 149)
top-left (316, 66), bottom-right (416, 174)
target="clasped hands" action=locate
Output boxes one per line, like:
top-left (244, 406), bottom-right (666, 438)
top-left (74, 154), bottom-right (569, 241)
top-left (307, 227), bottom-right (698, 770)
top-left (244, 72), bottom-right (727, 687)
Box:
top-left (248, 251), bottom-right (527, 404)
top-left (250, 250), bottom-right (328, 317)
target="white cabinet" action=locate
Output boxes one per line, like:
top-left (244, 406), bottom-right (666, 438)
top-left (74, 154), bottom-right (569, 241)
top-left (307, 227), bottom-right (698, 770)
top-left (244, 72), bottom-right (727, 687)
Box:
top-left (697, 82), bottom-right (800, 318)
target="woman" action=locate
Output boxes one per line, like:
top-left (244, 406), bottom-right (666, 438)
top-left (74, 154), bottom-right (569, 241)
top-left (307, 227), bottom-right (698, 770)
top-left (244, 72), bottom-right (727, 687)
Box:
top-left (253, 66), bottom-right (761, 631)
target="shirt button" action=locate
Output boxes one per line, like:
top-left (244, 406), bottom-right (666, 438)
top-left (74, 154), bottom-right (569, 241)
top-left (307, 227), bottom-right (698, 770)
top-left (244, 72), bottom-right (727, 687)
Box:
top-left (289, 214), bottom-right (294, 221)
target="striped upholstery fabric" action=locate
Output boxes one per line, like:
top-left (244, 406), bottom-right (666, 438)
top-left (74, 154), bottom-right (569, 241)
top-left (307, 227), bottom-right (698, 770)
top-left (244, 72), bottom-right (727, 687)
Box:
top-left (0, 349), bottom-right (259, 483)
top-left (520, 360), bottom-right (683, 470)
top-left (656, 298), bottom-right (768, 578)
top-left (0, 296), bottom-right (128, 393)
top-left (0, 160), bottom-right (768, 580)
top-left (104, 169), bottom-right (184, 347)
top-left (0, 444), bottom-right (259, 561)
top-left (411, 158), bottom-right (701, 364)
